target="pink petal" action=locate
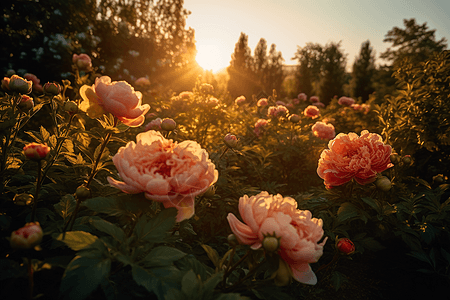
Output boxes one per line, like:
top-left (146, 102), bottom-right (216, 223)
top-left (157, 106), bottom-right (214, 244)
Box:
top-left (107, 176), bottom-right (142, 194)
top-left (227, 213), bottom-right (259, 245)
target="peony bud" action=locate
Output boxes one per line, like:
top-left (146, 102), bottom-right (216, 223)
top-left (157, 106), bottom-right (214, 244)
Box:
top-left (288, 114), bottom-right (301, 123)
top-left (160, 118), bottom-right (177, 131)
top-left (402, 155), bottom-right (411, 165)
top-left (390, 153), bottom-right (400, 165)
top-left (17, 95), bottom-right (34, 112)
top-left (63, 101), bottom-right (78, 114)
top-left (262, 236), bottom-right (280, 253)
top-left (1, 77), bottom-right (10, 91)
top-left (376, 176), bottom-right (392, 192)
top-left (227, 234), bottom-right (239, 246)
top-left (23, 143), bottom-right (50, 161)
top-left (433, 174), bottom-right (445, 184)
top-left (9, 75), bottom-right (33, 94)
top-left (10, 222), bottom-right (43, 250)
top-left (75, 185), bottom-right (91, 200)
top-left (13, 193), bottom-right (34, 206)
top-left (43, 82), bottom-right (62, 95)
top-left (271, 258), bottom-right (293, 286)
top-left (224, 133), bottom-right (238, 148)
top-left (336, 238), bottom-right (355, 255)
top-left (202, 185), bottom-right (216, 198)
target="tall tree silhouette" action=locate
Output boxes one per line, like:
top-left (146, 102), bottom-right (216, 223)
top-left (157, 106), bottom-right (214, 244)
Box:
top-left (292, 43), bottom-right (323, 97)
top-left (318, 41), bottom-right (347, 105)
top-left (350, 40), bottom-right (376, 100)
top-left (227, 33), bottom-right (255, 99)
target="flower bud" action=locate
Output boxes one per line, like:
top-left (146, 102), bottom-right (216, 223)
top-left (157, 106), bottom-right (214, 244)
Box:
top-left (23, 143), bottom-right (50, 161)
top-left (9, 75), bottom-right (32, 94)
top-left (72, 53), bottom-right (92, 72)
top-left (390, 153), bottom-right (400, 164)
top-left (224, 133), bottom-right (238, 148)
top-left (202, 185), bottom-right (216, 198)
top-left (76, 185), bottom-right (91, 200)
top-left (64, 101), bottom-right (78, 114)
top-left (336, 237), bottom-right (355, 255)
top-left (262, 236), bottom-right (279, 253)
top-left (17, 95), bottom-right (34, 112)
top-left (227, 234), bottom-right (239, 246)
top-left (43, 82), bottom-right (62, 95)
top-left (433, 174), bottom-right (445, 184)
top-left (402, 155), bottom-right (411, 165)
top-left (10, 222), bottom-right (43, 250)
top-left (271, 258), bottom-right (293, 286)
top-left (375, 176), bottom-right (392, 192)
top-left (13, 193), bottom-right (34, 206)
top-left (288, 114), bottom-right (301, 123)
top-left (1, 77), bottom-right (10, 91)
top-left (161, 118), bottom-right (177, 131)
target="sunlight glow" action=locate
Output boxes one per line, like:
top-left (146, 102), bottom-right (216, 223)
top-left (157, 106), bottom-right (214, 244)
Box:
top-left (195, 44), bottom-right (228, 73)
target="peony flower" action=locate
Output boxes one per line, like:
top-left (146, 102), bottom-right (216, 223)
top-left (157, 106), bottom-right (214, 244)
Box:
top-left (224, 133), bottom-right (238, 148)
top-left (338, 96), bottom-right (355, 106)
top-left (235, 95), bottom-right (246, 106)
top-left (303, 105), bottom-right (320, 119)
top-left (317, 130), bottom-right (393, 187)
top-left (23, 143), bottom-right (50, 160)
top-left (18, 95), bottom-right (34, 112)
top-left (309, 96), bottom-right (319, 103)
top-left (43, 82), bottom-right (61, 95)
top-left (9, 75), bottom-right (32, 94)
top-left (107, 130), bottom-right (218, 222)
top-left (312, 121), bottom-right (335, 140)
top-left (79, 76), bottom-right (150, 127)
top-left (292, 98), bottom-right (300, 105)
top-left (289, 114), bottom-right (301, 123)
top-left (179, 91), bottom-right (193, 100)
top-left (257, 98), bottom-right (268, 107)
top-left (227, 192), bottom-right (328, 285)
top-left (160, 118), bottom-right (177, 131)
top-left (336, 238), bottom-right (355, 255)
top-left (268, 105), bottom-right (289, 118)
top-left (135, 77), bottom-right (150, 87)
top-left (10, 222), bottom-right (43, 249)
top-left (200, 83), bottom-right (214, 94)
top-left (276, 100), bottom-right (286, 106)
top-left (207, 97), bottom-right (219, 106)
top-left (361, 103), bottom-right (370, 114)
top-left (24, 73), bottom-right (43, 93)
top-left (72, 53), bottom-right (92, 71)
top-left (297, 93), bottom-right (307, 101)
top-left (144, 118), bottom-right (162, 131)
top-left (254, 119), bottom-right (268, 137)
top-left (312, 102), bottom-right (325, 108)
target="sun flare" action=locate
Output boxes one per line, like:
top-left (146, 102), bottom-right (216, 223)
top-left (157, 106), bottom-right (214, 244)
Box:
top-left (195, 44), bottom-right (228, 73)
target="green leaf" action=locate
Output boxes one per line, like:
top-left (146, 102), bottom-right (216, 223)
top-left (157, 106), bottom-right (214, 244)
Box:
top-left (175, 254), bottom-right (212, 281)
top-left (201, 244), bottom-right (220, 268)
top-left (136, 208), bottom-right (177, 243)
top-left (361, 197), bottom-right (380, 212)
top-left (337, 202), bottom-right (359, 222)
top-left (60, 256), bottom-right (111, 300)
top-left (0, 259), bottom-right (27, 280)
top-left (131, 264), bottom-right (181, 299)
top-left (143, 246), bottom-right (186, 267)
top-left (54, 194), bottom-right (77, 220)
top-left (55, 231), bottom-right (98, 251)
top-left (40, 125), bottom-right (50, 143)
top-left (25, 130), bottom-right (43, 144)
top-left (202, 272), bottom-right (224, 299)
top-left (359, 237), bottom-right (386, 252)
top-left (83, 196), bottom-right (122, 216)
top-left (331, 270), bottom-right (347, 291)
top-left (132, 264), bottom-right (159, 295)
top-left (181, 270), bottom-right (199, 296)
top-left (89, 219), bottom-right (125, 242)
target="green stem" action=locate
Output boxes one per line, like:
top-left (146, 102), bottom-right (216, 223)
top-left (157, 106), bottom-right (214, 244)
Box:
top-left (50, 96), bottom-right (60, 137)
top-left (227, 256), bottom-right (267, 292)
top-left (222, 245), bottom-right (236, 286)
top-left (30, 160), bottom-right (42, 223)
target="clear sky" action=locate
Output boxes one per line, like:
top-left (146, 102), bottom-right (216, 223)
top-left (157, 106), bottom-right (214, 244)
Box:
top-left (184, 0), bottom-right (450, 72)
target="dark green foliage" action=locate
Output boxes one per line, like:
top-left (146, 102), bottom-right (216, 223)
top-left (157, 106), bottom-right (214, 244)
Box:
top-left (349, 40), bottom-right (375, 100)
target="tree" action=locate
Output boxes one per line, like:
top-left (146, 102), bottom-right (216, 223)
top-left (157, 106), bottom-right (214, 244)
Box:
top-left (292, 43), bottom-right (323, 97)
top-left (266, 44), bottom-right (284, 96)
top-left (350, 40), bottom-right (376, 100)
top-left (380, 18), bottom-right (447, 67)
top-left (227, 33), bottom-right (255, 99)
top-left (318, 42), bottom-right (347, 105)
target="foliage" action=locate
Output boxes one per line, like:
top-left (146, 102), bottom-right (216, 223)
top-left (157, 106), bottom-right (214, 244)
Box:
top-left (349, 40), bottom-right (376, 101)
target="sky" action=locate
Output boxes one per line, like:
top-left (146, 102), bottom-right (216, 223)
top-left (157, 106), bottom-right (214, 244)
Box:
top-left (183, 0), bottom-right (450, 73)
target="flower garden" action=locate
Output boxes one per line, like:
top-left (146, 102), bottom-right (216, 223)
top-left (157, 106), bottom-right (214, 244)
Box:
top-left (1, 50), bottom-right (450, 300)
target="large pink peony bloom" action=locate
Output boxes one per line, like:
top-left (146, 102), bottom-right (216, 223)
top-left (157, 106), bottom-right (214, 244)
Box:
top-left (303, 105), bottom-right (320, 119)
top-left (317, 130), bottom-right (393, 187)
top-left (227, 192), bottom-right (327, 285)
top-left (338, 96), bottom-right (355, 106)
top-left (80, 76), bottom-right (150, 127)
top-left (107, 130), bottom-right (218, 222)
top-left (312, 121), bottom-right (336, 140)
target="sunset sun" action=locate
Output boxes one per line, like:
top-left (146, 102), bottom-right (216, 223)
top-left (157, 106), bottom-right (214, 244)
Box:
top-left (195, 44), bottom-right (228, 73)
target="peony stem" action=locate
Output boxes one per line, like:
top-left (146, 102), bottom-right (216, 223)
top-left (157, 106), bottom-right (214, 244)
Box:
top-left (222, 245), bottom-right (237, 286)
top-left (30, 160), bottom-right (42, 223)
top-left (227, 256), bottom-right (267, 292)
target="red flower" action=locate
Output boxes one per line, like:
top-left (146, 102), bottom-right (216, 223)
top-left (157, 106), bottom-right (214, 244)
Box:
top-left (317, 130), bottom-right (393, 187)
top-left (10, 222), bottom-right (43, 249)
top-left (336, 238), bottom-right (355, 255)
top-left (23, 143), bottom-right (50, 160)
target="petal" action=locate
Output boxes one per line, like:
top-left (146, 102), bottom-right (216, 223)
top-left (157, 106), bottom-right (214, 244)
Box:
top-left (146, 178), bottom-right (171, 195)
top-left (290, 262), bottom-right (317, 285)
top-left (227, 213), bottom-right (259, 245)
top-left (107, 176), bottom-right (143, 194)
top-left (118, 115), bottom-right (145, 127)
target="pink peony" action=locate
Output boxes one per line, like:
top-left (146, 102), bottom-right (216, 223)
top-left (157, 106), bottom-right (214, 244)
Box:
top-left (338, 96), bottom-right (355, 106)
top-left (179, 91), bottom-right (193, 100)
top-left (227, 192), bottom-right (327, 285)
top-left (145, 118), bottom-right (162, 131)
top-left (268, 105), bottom-right (289, 118)
top-left (309, 96), bottom-right (319, 103)
top-left (24, 73), bottom-right (43, 93)
top-left (235, 95), bottom-right (246, 106)
top-left (79, 76), bottom-right (150, 127)
top-left (312, 122), bottom-right (335, 140)
top-left (298, 93), bottom-right (307, 101)
top-left (107, 130), bottom-right (218, 222)
top-left (10, 222), bottom-right (43, 249)
top-left (312, 102), bottom-right (325, 108)
top-left (257, 98), bottom-right (268, 107)
top-left (317, 130), bottom-right (393, 187)
top-left (23, 143), bottom-right (50, 160)
top-left (254, 119), bottom-right (268, 137)
top-left (303, 105), bottom-right (320, 119)
top-left (72, 53), bottom-right (92, 71)
top-left (276, 100), bottom-right (286, 106)
top-left (135, 77), bottom-right (150, 86)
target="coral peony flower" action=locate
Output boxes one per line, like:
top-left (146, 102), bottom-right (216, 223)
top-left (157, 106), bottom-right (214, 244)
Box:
top-left (312, 121), bottom-right (335, 140)
top-left (144, 118), bottom-right (162, 131)
top-left (72, 53), bottom-right (92, 71)
top-left (268, 105), bottom-right (289, 118)
top-left (24, 73), bottom-right (43, 93)
top-left (227, 192), bottom-right (328, 285)
top-left (254, 119), bottom-right (268, 137)
top-left (338, 96), bottom-right (355, 106)
top-left (10, 222), bottom-right (43, 249)
top-left (235, 95), bottom-right (246, 106)
top-left (303, 105), bottom-right (320, 119)
top-left (224, 133), bottom-right (238, 148)
top-left (317, 130), bottom-right (393, 187)
top-left (309, 96), bottom-right (319, 103)
top-left (298, 93), bottom-right (307, 101)
top-left (107, 130), bottom-right (218, 222)
top-left (200, 83), bottom-right (214, 94)
top-left (257, 98), bottom-right (268, 107)
top-left (79, 76), bottom-right (150, 127)
top-left (179, 91), bottom-right (193, 100)
top-left (135, 77), bottom-right (150, 86)
top-left (23, 143), bottom-right (50, 160)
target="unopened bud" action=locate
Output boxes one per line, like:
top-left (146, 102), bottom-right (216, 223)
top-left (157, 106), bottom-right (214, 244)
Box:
top-left (10, 222), bottom-right (43, 250)
top-left (1, 77), bottom-right (10, 91)
top-left (224, 133), bottom-right (238, 148)
top-left (13, 193), bottom-right (34, 206)
top-left (433, 174), bottom-right (445, 184)
top-left (390, 153), bottom-right (400, 164)
top-left (336, 237), bottom-right (355, 255)
top-left (227, 234), bottom-right (239, 246)
top-left (402, 155), bottom-right (411, 165)
top-left (23, 143), bottom-right (50, 160)
top-left (18, 95), bottom-right (34, 112)
top-left (43, 82), bottom-right (61, 95)
top-left (64, 101), bottom-right (78, 114)
top-left (288, 114), bottom-right (301, 123)
top-left (202, 185), bottom-right (216, 198)
top-left (161, 118), bottom-right (177, 131)
top-left (376, 176), bottom-right (392, 192)
top-left (75, 186), bottom-right (91, 200)
top-left (262, 236), bottom-right (279, 253)
top-left (9, 75), bottom-right (33, 94)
